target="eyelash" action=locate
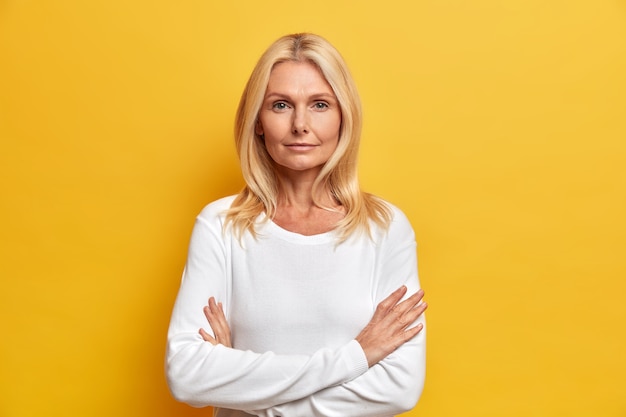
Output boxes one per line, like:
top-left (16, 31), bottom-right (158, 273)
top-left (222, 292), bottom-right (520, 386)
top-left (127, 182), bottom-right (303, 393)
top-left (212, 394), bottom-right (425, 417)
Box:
top-left (272, 102), bottom-right (290, 110)
top-left (271, 101), bottom-right (330, 111)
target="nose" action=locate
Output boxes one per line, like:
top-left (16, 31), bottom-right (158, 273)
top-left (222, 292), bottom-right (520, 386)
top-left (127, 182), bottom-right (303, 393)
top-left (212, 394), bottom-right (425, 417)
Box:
top-left (292, 107), bottom-right (309, 134)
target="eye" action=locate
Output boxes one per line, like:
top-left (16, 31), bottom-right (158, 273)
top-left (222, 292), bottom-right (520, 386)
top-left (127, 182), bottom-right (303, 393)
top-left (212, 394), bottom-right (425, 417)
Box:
top-left (272, 101), bottom-right (290, 111)
top-left (313, 102), bottom-right (329, 110)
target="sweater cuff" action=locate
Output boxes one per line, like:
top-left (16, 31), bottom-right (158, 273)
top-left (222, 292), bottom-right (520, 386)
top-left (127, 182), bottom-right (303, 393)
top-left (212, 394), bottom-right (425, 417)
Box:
top-left (343, 339), bottom-right (369, 382)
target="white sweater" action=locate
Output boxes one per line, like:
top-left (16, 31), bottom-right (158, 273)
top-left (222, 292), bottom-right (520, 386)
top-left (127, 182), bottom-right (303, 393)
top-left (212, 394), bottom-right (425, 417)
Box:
top-left (166, 196), bottom-right (426, 417)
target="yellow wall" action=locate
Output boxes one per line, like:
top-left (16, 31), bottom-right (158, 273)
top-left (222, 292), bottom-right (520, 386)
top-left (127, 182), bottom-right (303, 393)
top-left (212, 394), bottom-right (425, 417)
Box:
top-left (1, 1), bottom-right (625, 416)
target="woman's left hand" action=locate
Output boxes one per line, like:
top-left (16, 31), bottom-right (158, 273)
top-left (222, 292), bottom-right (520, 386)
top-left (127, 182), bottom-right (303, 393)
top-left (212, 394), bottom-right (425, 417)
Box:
top-left (199, 297), bottom-right (232, 347)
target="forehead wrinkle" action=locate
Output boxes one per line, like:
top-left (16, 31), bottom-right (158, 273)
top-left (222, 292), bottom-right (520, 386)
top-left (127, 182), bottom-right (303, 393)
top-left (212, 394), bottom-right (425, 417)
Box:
top-left (265, 62), bottom-right (336, 102)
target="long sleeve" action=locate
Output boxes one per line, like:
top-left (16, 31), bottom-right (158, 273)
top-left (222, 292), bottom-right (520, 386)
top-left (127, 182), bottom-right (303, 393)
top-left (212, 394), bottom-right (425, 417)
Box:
top-left (165, 199), bottom-right (370, 411)
top-left (248, 209), bottom-right (426, 417)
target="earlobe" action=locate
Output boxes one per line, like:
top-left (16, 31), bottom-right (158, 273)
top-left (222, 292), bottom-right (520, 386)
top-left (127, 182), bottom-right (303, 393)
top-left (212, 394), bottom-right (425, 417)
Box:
top-left (255, 120), bottom-right (264, 137)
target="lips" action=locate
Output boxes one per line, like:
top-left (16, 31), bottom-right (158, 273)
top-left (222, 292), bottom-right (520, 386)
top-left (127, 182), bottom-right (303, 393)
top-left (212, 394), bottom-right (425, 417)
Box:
top-left (285, 143), bottom-right (317, 150)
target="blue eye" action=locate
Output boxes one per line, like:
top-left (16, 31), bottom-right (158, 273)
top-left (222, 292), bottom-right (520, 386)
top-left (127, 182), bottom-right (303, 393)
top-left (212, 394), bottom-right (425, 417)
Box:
top-left (314, 102), bottom-right (329, 110)
top-left (272, 102), bottom-right (289, 111)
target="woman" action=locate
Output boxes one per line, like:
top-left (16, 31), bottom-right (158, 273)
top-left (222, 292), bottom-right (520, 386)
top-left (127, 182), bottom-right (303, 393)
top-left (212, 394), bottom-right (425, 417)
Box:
top-left (166, 33), bottom-right (427, 417)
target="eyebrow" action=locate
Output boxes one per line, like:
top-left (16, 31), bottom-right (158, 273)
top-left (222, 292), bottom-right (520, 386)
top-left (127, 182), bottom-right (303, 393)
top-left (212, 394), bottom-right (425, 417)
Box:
top-left (264, 92), bottom-right (337, 101)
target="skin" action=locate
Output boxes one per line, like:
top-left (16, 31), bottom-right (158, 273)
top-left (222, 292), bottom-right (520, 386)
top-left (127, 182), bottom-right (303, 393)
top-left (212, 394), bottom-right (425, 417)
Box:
top-left (256, 60), bottom-right (341, 185)
top-left (199, 60), bottom-right (428, 368)
top-left (258, 60), bottom-right (345, 236)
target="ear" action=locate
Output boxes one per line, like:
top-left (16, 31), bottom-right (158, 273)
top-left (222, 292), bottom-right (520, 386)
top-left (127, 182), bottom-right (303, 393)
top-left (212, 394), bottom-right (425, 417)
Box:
top-left (255, 119), bottom-right (264, 137)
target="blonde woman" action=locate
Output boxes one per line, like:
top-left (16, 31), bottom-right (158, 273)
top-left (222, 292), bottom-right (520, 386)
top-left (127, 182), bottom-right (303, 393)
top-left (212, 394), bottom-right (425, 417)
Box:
top-left (166, 33), bottom-right (427, 417)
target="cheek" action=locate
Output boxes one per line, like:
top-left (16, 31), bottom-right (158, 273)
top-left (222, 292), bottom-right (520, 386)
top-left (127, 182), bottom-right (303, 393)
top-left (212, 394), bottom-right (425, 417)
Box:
top-left (259, 114), bottom-right (290, 139)
top-left (320, 114), bottom-right (342, 141)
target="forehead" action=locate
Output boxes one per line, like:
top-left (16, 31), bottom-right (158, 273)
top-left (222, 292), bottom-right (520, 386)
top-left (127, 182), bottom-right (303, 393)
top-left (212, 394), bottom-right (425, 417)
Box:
top-left (266, 61), bottom-right (334, 95)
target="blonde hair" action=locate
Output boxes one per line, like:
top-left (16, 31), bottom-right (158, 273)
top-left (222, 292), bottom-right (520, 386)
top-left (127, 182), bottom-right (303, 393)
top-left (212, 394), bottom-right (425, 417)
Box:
top-left (226, 33), bottom-right (391, 242)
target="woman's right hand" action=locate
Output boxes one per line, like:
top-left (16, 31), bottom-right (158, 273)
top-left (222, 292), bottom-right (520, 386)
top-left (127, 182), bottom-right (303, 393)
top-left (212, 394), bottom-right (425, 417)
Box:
top-left (355, 286), bottom-right (427, 367)
top-left (199, 297), bottom-right (232, 348)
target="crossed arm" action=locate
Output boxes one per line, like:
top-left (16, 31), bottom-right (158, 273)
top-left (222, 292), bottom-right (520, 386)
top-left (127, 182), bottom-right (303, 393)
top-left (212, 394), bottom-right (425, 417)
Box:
top-left (199, 286), bottom-right (427, 417)
top-left (166, 203), bottom-right (427, 416)
top-left (200, 286), bottom-right (426, 367)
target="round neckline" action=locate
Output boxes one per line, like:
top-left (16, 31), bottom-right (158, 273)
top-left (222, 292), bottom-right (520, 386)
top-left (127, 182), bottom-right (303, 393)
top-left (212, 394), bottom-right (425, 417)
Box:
top-left (263, 219), bottom-right (337, 244)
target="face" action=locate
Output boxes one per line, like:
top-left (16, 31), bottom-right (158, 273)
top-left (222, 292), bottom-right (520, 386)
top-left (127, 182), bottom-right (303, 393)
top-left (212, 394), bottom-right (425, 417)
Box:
top-left (256, 61), bottom-right (341, 178)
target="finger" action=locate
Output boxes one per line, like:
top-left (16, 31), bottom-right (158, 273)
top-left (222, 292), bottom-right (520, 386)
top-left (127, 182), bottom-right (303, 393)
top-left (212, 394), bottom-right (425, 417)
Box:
top-left (216, 302), bottom-right (232, 346)
top-left (199, 328), bottom-right (218, 345)
top-left (399, 293), bottom-right (427, 318)
top-left (398, 322), bottom-right (424, 344)
top-left (210, 298), bottom-right (227, 323)
top-left (398, 302), bottom-right (427, 329)
top-left (203, 304), bottom-right (223, 340)
top-left (388, 285), bottom-right (409, 304)
top-left (395, 289), bottom-right (425, 311)
top-left (209, 299), bottom-right (229, 331)
top-left (382, 287), bottom-right (423, 315)
top-left (373, 286), bottom-right (408, 319)
top-left (387, 320), bottom-right (425, 350)
top-left (205, 305), bottom-right (226, 341)
top-left (205, 298), bottom-right (232, 346)
top-left (202, 301), bottom-right (211, 321)
top-left (202, 299), bottom-right (222, 332)
top-left (210, 300), bottom-right (231, 346)
top-left (379, 289), bottom-right (425, 326)
top-left (394, 290), bottom-right (426, 318)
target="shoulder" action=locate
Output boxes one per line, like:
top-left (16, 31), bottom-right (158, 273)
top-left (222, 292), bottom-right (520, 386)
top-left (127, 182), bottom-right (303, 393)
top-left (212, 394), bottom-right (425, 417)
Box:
top-left (373, 199), bottom-right (415, 243)
top-left (197, 195), bottom-right (237, 219)
top-left (388, 202), bottom-right (413, 230)
top-left (194, 195), bottom-right (237, 230)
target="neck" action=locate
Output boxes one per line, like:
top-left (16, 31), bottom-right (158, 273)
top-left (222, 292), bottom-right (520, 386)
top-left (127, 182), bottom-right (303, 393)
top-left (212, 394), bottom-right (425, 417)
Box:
top-left (272, 172), bottom-right (344, 236)
top-left (274, 167), bottom-right (336, 210)
top-left (277, 178), bottom-right (327, 210)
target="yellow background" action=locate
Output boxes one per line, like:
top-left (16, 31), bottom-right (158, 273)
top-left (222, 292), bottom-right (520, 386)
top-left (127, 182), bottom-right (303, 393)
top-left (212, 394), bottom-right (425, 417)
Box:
top-left (1, 0), bottom-right (625, 416)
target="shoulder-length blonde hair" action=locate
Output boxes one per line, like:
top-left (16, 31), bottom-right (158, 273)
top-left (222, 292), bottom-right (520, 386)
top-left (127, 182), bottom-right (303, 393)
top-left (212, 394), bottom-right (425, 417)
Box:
top-left (226, 33), bottom-right (391, 242)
